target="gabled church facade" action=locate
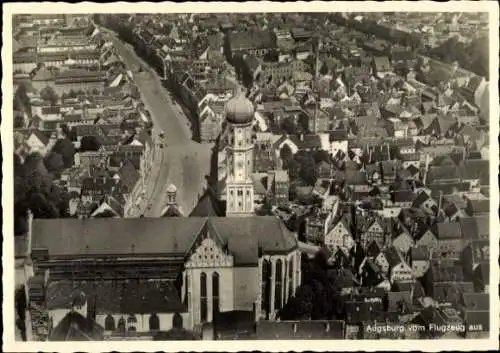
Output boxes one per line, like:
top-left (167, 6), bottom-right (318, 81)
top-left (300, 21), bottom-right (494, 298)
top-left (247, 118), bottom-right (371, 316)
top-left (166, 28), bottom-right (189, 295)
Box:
top-left (27, 216), bottom-right (301, 339)
top-left (25, 87), bottom-right (300, 341)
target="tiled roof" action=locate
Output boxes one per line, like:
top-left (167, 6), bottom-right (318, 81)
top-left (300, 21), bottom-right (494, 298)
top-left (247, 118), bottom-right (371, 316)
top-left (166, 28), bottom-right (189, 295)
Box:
top-left (374, 56), bottom-right (391, 72)
top-left (387, 291), bottom-right (412, 312)
top-left (467, 198), bottom-right (490, 214)
top-left (459, 159), bottom-right (489, 185)
top-left (13, 51), bottom-right (36, 63)
top-left (426, 165), bottom-right (460, 183)
top-left (32, 218), bottom-right (205, 257)
top-left (81, 177), bottom-right (116, 196)
top-left (411, 246), bottom-right (429, 261)
top-left (474, 215), bottom-right (489, 238)
top-left (48, 311), bottom-right (104, 341)
top-left (366, 240), bottom-right (381, 258)
top-left (56, 69), bottom-right (106, 80)
top-left (32, 67), bottom-right (55, 81)
top-left (470, 239), bottom-right (489, 264)
top-left (46, 280), bottom-right (185, 314)
top-left (188, 188), bottom-right (224, 217)
top-left (228, 30), bottom-right (277, 51)
top-left (210, 217), bottom-right (297, 263)
top-left (32, 217), bottom-right (297, 264)
top-left (30, 130), bottom-right (50, 145)
top-left (117, 160), bottom-right (140, 192)
top-left (327, 269), bottom-right (358, 288)
top-left (435, 222), bottom-right (462, 240)
top-left (213, 310), bottom-right (255, 336)
top-left (384, 246), bottom-right (404, 268)
top-left (429, 261), bottom-right (464, 282)
top-left (462, 292), bottom-right (489, 311)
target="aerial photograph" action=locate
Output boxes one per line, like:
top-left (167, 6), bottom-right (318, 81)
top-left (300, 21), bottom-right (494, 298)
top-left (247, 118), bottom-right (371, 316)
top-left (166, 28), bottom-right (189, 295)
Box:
top-left (10, 10), bottom-right (491, 342)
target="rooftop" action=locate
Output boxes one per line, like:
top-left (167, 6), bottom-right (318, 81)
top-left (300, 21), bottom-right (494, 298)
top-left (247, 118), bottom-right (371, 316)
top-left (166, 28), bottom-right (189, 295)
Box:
top-left (31, 216), bottom-right (297, 265)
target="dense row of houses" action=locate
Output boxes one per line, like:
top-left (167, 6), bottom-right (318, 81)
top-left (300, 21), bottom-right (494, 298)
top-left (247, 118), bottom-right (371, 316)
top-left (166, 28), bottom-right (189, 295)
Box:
top-left (15, 13), bottom-right (491, 341)
top-left (13, 22), bottom-right (155, 222)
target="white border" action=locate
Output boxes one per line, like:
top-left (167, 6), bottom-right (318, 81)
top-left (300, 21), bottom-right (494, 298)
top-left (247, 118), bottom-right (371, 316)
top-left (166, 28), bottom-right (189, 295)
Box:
top-left (2, 2), bottom-right (499, 352)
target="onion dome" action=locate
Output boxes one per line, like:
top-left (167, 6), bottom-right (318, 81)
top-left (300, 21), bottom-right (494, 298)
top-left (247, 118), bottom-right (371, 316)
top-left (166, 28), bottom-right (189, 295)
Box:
top-left (166, 183), bottom-right (177, 193)
top-left (225, 88), bottom-right (254, 125)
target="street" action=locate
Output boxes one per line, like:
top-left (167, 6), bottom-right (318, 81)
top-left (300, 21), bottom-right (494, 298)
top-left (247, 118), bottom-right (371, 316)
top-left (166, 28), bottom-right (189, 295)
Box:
top-left (103, 31), bottom-right (192, 145)
top-left (100, 28), bottom-right (210, 217)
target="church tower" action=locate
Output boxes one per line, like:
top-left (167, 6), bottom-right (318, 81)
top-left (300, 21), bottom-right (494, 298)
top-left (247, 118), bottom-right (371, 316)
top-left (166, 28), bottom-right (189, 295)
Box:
top-left (224, 88), bottom-right (255, 217)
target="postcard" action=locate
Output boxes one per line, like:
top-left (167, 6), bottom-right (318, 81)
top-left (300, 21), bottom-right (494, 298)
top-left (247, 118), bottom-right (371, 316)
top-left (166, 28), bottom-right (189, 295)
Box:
top-left (2, 1), bottom-right (499, 352)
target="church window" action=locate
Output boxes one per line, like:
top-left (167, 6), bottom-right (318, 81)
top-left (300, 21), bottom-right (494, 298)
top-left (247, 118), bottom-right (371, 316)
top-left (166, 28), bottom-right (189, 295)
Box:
top-left (104, 315), bottom-right (115, 331)
top-left (237, 190), bottom-right (243, 196)
top-left (149, 313), bottom-right (160, 331)
top-left (184, 274), bottom-right (189, 306)
top-left (275, 259), bottom-right (283, 310)
top-left (261, 259), bottom-right (271, 318)
top-left (212, 272), bottom-right (220, 319)
top-left (200, 272), bottom-right (208, 323)
top-left (127, 315), bottom-right (137, 331)
top-left (117, 317), bottom-right (126, 333)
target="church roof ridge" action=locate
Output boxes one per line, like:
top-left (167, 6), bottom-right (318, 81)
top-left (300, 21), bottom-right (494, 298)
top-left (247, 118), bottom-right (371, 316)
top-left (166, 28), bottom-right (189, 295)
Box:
top-left (31, 216), bottom-right (298, 265)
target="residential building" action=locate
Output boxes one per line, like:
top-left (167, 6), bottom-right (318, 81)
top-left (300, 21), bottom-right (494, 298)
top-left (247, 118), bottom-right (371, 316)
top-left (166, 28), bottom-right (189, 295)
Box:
top-left (384, 247), bottom-right (413, 283)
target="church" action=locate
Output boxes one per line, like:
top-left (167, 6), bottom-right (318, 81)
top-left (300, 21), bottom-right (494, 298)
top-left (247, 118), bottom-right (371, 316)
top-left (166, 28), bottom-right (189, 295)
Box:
top-left (25, 89), bottom-right (301, 340)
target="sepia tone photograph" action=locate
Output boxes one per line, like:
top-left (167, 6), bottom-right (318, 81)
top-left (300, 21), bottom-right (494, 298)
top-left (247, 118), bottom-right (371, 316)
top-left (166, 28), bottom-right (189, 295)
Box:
top-left (2, 1), bottom-right (499, 351)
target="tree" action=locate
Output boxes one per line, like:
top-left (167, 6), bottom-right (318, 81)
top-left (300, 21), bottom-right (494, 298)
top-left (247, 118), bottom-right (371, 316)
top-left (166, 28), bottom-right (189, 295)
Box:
top-left (279, 251), bottom-right (342, 321)
top-left (14, 151), bottom-right (71, 228)
top-left (313, 150), bottom-right (331, 164)
top-left (40, 86), bottom-right (59, 106)
top-left (14, 114), bottom-right (25, 129)
top-left (52, 138), bottom-right (76, 168)
top-left (44, 152), bottom-right (65, 179)
top-left (68, 89), bottom-right (78, 98)
top-left (287, 159), bottom-right (301, 180)
top-left (319, 62), bottom-right (329, 76)
top-left (59, 123), bottom-right (74, 140)
top-left (80, 135), bottom-right (101, 152)
top-left (15, 285), bottom-right (27, 341)
top-left (281, 116), bottom-right (298, 135)
top-left (14, 82), bottom-right (31, 115)
top-left (295, 152), bottom-right (318, 186)
top-left (280, 144), bottom-right (293, 166)
top-left (297, 114), bottom-right (310, 133)
top-left (428, 35), bottom-right (489, 79)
